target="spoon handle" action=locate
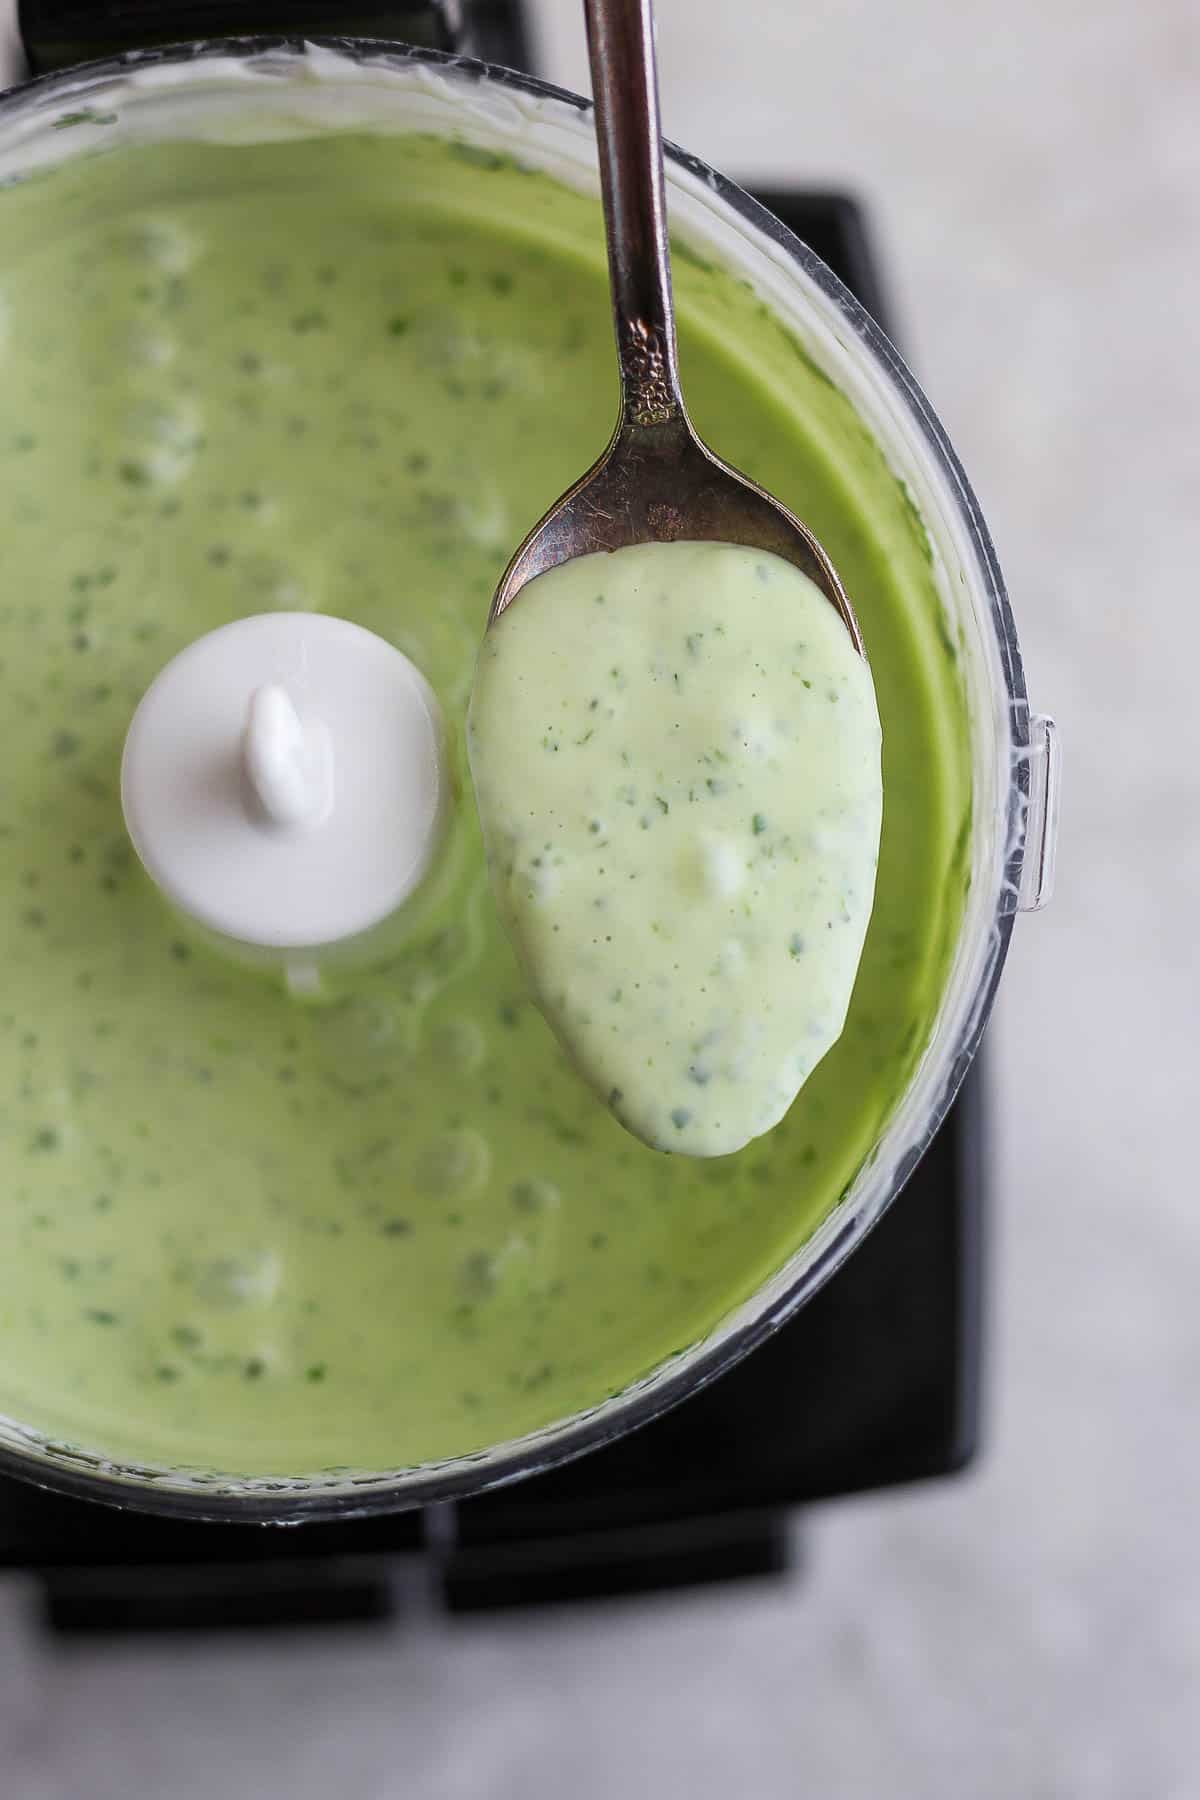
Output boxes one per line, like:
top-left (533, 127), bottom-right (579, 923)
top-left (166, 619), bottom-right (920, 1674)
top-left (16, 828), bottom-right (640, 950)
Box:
top-left (584, 0), bottom-right (687, 431)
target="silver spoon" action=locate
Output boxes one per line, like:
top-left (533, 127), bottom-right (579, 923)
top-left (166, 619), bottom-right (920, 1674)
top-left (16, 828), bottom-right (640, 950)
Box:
top-left (488, 0), bottom-right (864, 654)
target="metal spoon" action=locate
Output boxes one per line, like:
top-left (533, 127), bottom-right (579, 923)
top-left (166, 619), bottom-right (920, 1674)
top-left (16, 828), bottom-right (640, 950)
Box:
top-left (488, 0), bottom-right (863, 653)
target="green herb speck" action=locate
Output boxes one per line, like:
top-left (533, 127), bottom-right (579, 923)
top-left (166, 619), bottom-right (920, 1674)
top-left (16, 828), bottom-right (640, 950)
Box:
top-left (52, 108), bottom-right (118, 130)
top-left (448, 140), bottom-right (506, 172)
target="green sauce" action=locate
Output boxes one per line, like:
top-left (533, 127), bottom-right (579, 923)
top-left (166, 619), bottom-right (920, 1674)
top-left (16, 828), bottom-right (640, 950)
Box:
top-left (0, 131), bottom-right (968, 1475)
top-left (469, 543), bottom-right (883, 1157)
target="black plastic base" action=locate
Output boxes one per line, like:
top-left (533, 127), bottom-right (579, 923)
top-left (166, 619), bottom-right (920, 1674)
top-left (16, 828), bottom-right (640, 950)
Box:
top-left (17, 3), bottom-right (458, 74)
top-left (35, 1512), bottom-right (794, 1631)
top-left (40, 1560), bottom-right (397, 1634)
top-left (443, 1512), bottom-right (793, 1614)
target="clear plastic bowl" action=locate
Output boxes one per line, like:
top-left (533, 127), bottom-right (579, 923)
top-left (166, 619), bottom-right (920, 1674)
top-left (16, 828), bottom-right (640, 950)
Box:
top-left (0, 39), bottom-right (1058, 1521)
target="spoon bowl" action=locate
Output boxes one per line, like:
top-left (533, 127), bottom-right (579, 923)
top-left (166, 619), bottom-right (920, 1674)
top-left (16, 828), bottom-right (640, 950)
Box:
top-left (489, 0), bottom-right (864, 657)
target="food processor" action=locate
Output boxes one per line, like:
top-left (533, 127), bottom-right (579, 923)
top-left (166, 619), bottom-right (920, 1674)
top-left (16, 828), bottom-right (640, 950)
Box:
top-left (0, 0), bottom-right (1058, 1532)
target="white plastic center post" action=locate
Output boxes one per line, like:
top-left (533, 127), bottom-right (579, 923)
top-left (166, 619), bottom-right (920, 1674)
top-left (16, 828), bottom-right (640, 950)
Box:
top-left (121, 612), bottom-right (450, 971)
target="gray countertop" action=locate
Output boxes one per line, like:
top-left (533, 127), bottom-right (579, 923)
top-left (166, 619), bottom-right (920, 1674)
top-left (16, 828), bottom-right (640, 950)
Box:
top-left (1, 2), bottom-right (1197, 1794)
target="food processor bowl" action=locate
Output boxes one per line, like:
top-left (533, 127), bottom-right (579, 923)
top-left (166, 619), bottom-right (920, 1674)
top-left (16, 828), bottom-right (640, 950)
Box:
top-left (0, 38), bottom-right (1057, 1521)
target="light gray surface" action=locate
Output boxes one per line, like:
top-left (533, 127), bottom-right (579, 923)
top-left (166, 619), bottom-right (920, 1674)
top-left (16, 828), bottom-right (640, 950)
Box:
top-left (1, 1), bottom-right (1198, 1794)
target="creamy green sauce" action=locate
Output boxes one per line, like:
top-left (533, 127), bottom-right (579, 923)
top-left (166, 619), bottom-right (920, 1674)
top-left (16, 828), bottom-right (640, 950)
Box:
top-left (470, 543), bottom-right (882, 1157)
top-left (0, 131), bottom-right (969, 1476)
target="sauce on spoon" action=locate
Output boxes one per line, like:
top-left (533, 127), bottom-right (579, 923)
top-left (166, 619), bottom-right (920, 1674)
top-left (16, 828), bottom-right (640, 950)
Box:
top-left (469, 540), bottom-right (882, 1156)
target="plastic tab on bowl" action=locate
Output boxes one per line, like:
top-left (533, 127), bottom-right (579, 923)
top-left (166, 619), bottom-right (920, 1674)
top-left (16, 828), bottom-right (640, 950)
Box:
top-left (1017, 713), bottom-right (1060, 912)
